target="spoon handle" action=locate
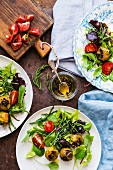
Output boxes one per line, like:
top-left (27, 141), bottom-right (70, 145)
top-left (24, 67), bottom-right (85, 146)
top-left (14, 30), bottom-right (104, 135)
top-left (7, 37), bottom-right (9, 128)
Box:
top-left (48, 60), bottom-right (61, 83)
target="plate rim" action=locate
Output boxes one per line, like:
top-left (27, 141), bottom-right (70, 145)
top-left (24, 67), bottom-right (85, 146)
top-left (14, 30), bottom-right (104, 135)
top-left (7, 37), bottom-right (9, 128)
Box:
top-left (73, 1), bottom-right (113, 93)
top-left (16, 105), bottom-right (102, 170)
top-left (0, 54), bottom-right (33, 138)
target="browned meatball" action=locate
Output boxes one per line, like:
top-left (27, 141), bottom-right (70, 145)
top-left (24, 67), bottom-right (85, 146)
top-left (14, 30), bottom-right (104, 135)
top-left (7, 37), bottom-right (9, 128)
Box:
top-left (45, 146), bottom-right (58, 161)
top-left (0, 96), bottom-right (10, 110)
top-left (70, 134), bottom-right (83, 148)
top-left (60, 148), bottom-right (73, 161)
top-left (97, 46), bottom-right (110, 61)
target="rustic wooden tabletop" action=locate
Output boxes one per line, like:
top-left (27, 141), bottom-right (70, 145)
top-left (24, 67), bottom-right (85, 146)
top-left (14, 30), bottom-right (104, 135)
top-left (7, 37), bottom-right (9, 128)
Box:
top-left (0, 0), bottom-right (95, 169)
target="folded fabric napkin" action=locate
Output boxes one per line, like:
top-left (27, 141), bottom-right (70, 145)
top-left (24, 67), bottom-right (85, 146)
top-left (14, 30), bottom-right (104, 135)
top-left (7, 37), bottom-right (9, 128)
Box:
top-left (49, 0), bottom-right (107, 76)
top-left (78, 90), bottom-right (113, 170)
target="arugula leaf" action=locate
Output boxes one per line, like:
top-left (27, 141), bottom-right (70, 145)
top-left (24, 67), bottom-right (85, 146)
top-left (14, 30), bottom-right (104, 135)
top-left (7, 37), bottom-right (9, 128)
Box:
top-left (26, 145), bottom-right (36, 158)
top-left (109, 71), bottom-right (113, 82)
top-left (93, 66), bottom-right (102, 78)
top-left (84, 134), bottom-right (94, 151)
top-left (46, 162), bottom-right (59, 170)
top-left (2, 62), bottom-right (13, 76)
top-left (33, 144), bottom-right (45, 156)
top-left (73, 145), bottom-right (86, 160)
top-left (83, 122), bottom-right (92, 131)
top-left (80, 151), bottom-right (92, 167)
top-left (45, 132), bottom-right (56, 147)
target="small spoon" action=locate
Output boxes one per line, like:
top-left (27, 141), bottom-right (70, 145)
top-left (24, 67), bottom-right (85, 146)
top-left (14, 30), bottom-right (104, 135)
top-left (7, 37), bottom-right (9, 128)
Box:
top-left (48, 60), bottom-right (69, 96)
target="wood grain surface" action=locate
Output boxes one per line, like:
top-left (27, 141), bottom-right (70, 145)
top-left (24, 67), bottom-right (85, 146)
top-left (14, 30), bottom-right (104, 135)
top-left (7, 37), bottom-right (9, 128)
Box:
top-left (0, 0), bottom-right (53, 60)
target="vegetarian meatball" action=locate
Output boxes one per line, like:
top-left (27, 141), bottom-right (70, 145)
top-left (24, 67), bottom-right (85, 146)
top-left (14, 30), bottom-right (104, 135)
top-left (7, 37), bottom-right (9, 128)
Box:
top-left (97, 46), bottom-right (110, 61)
top-left (0, 96), bottom-right (10, 110)
top-left (45, 146), bottom-right (58, 161)
top-left (60, 148), bottom-right (73, 161)
top-left (70, 134), bottom-right (83, 148)
top-left (0, 112), bottom-right (9, 125)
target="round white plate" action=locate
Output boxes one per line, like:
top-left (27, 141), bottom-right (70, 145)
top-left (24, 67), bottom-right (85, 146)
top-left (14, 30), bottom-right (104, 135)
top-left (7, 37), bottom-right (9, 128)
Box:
top-left (73, 1), bottom-right (113, 93)
top-left (0, 55), bottom-right (33, 138)
top-left (16, 106), bottom-right (101, 170)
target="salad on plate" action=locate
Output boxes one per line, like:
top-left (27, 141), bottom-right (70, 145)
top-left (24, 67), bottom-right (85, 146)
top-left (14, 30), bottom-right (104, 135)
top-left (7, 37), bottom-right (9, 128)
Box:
top-left (22, 106), bottom-right (94, 170)
top-left (82, 20), bottom-right (113, 82)
top-left (0, 62), bottom-right (27, 131)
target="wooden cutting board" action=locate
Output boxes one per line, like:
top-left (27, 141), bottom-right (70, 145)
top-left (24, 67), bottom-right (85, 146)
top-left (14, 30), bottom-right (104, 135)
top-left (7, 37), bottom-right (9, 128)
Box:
top-left (0, 0), bottom-right (53, 60)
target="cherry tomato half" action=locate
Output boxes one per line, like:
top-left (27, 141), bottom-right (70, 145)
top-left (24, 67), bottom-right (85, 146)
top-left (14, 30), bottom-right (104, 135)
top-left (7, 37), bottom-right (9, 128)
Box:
top-left (21, 34), bottom-right (30, 44)
top-left (29, 28), bottom-right (40, 36)
top-left (18, 21), bottom-right (30, 32)
top-left (32, 134), bottom-right (45, 149)
top-left (16, 15), bottom-right (26, 23)
top-left (9, 24), bottom-right (19, 35)
top-left (6, 34), bottom-right (13, 43)
top-left (25, 14), bottom-right (34, 21)
top-left (13, 34), bottom-right (22, 43)
top-left (10, 90), bottom-right (18, 105)
top-left (11, 42), bottom-right (22, 51)
top-left (102, 61), bottom-right (113, 75)
top-left (44, 121), bottom-right (54, 133)
top-left (85, 43), bottom-right (98, 53)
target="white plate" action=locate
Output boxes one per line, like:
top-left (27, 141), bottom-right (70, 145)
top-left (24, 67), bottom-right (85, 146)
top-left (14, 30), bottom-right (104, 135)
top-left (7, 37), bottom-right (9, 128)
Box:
top-left (73, 1), bottom-right (113, 93)
top-left (0, 55), bottom-right (33, 138)
top-left (16, 106), bottom-right (101, 170)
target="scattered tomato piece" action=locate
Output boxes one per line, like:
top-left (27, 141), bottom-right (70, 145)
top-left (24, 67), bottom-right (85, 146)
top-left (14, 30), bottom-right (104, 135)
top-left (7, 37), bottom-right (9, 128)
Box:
top-left (6, 34), bottom-right (13, 43)
top-left (10, 90), bottom-right (18, 105)
top-left (11, 42), bottom-right (22, 51)
top-left (44, 121), bottom-right (54, 132)
top-left (21, 34), bottom-right (30, 44)
top-left (13, 34), bottom-right (22, 43)
top-left (85, 43), bottom-right (98, 53)
top-left (16, 15), bottom-right (26, 23)
top-left (25, 14), bottom-right (34, 21)
top-left (9, 24), bottom-right (19, 35)
top-left (102, 61), bottom-right (113, 75)
top-left (29, 28), bottom-right (40, 36)
top-left (32, 134), bottom-right (45, 149)
top-left (18, 21), bottom-right (30, 32)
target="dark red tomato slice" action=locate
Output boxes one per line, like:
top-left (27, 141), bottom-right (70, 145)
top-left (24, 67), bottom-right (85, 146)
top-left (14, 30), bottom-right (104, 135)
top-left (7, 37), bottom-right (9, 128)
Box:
top-left (18, 21), bottom-right (30, 32)
top-left (16, 15), bottom-right (26, 23)
top-left (13, 34), bottom-right (22, 43)
top-left (10, 90), bottom-right (18, 105)
top-left (29, 28), bottom-right (40, 36)
top-left (32, 134), bottom-right (45, 149)
top-left (11, 42), bottom-right (22, 51)
top-left (85, 43), bottom-right (98, 53)
top-left (102, 61), bottom-right (113, 75)
top-left (44, 121), bottom-right (54, 132)
top-left (25, 14), bottom-right (34, 21)
top-left (9, 24), bottom-right (19, 35)
top-left (6, 34), bottom-right (13, 43)
top-left (21, 34), bottom-right (30, 44)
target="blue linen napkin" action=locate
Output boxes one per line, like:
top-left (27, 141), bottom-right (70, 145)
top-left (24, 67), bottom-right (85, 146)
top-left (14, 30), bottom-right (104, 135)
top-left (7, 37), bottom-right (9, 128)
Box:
top-left (49, 0), bottom-right (107, 76)
top-left (78, 90), bottom-right (113, 170)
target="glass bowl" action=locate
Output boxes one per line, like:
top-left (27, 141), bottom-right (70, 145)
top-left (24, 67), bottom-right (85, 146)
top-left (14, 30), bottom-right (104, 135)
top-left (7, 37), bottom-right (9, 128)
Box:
top-left (50, 71), bottom-right (78, 101)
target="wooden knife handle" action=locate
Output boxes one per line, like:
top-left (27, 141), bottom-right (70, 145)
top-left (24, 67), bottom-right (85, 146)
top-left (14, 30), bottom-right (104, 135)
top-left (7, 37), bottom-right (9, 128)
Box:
top-left (35, 39), bottom-right (51, 58)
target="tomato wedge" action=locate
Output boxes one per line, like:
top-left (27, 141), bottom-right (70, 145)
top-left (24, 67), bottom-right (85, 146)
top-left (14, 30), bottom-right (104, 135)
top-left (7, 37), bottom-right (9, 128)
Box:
top-left (21, 34), bottom-right (30, 44)
top-left (6, 34), bottom-right (13, 43)
top-left (16, 15), bottom-right (26, 23)
top-left (9, 24), bottom-right (19, 35)
top-left (85, 43), bottom-right (98, 53)
top-left (102, 61), bottom-right (113, 75)
top-left (44, 121), bottom-right (54, 132)
top-left (18, 21), bottom-right (30, 32)
top-left (10, 90), bottom-right (18, 105)
top-left (25, 14), bottom-right (34, 21)
top-left (13, 34), bottom-right (22, 43)
top-left (32, 134), bottom-right (45, 149)
top-left (11, 42), bottom-right (22, 51)
top-left (29, 28), bottom-right (40, 36)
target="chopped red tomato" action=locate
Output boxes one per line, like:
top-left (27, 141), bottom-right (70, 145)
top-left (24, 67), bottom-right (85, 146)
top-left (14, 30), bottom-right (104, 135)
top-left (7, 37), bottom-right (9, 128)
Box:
top-left (29, 28), bottom-right (40, 36)
top-left (21, 34), bottom-right (30, 44)
top-left (18, 21), bottom-right (30, 32)
top-left (6, 34), bottom-right (13, 43)
top-left (32, 134), bottom-right (45, 149)
top-left (85, 43), bottom-right (98, 53)
top-left (25, 14), bottom-right (34, 21)
top-left (11, 42), bottom-right (22, 51)
top-left (44, 121), bottom-right (54, 132)
top-left (9, 24), bottom-right (19, 35)
top-left (102, 61), bottom-right (113, 75)
top-left (13, 34), bottom-right (22, 43)
top-left (10, 90), bottom-right (18, 105)
top-left (16, 15), bottom-right (26, 23)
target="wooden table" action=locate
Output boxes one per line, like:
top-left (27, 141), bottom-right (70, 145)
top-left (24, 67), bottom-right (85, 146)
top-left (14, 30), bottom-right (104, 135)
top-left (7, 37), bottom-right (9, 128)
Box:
top-left (0, 0), bottom-right (95, 169)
